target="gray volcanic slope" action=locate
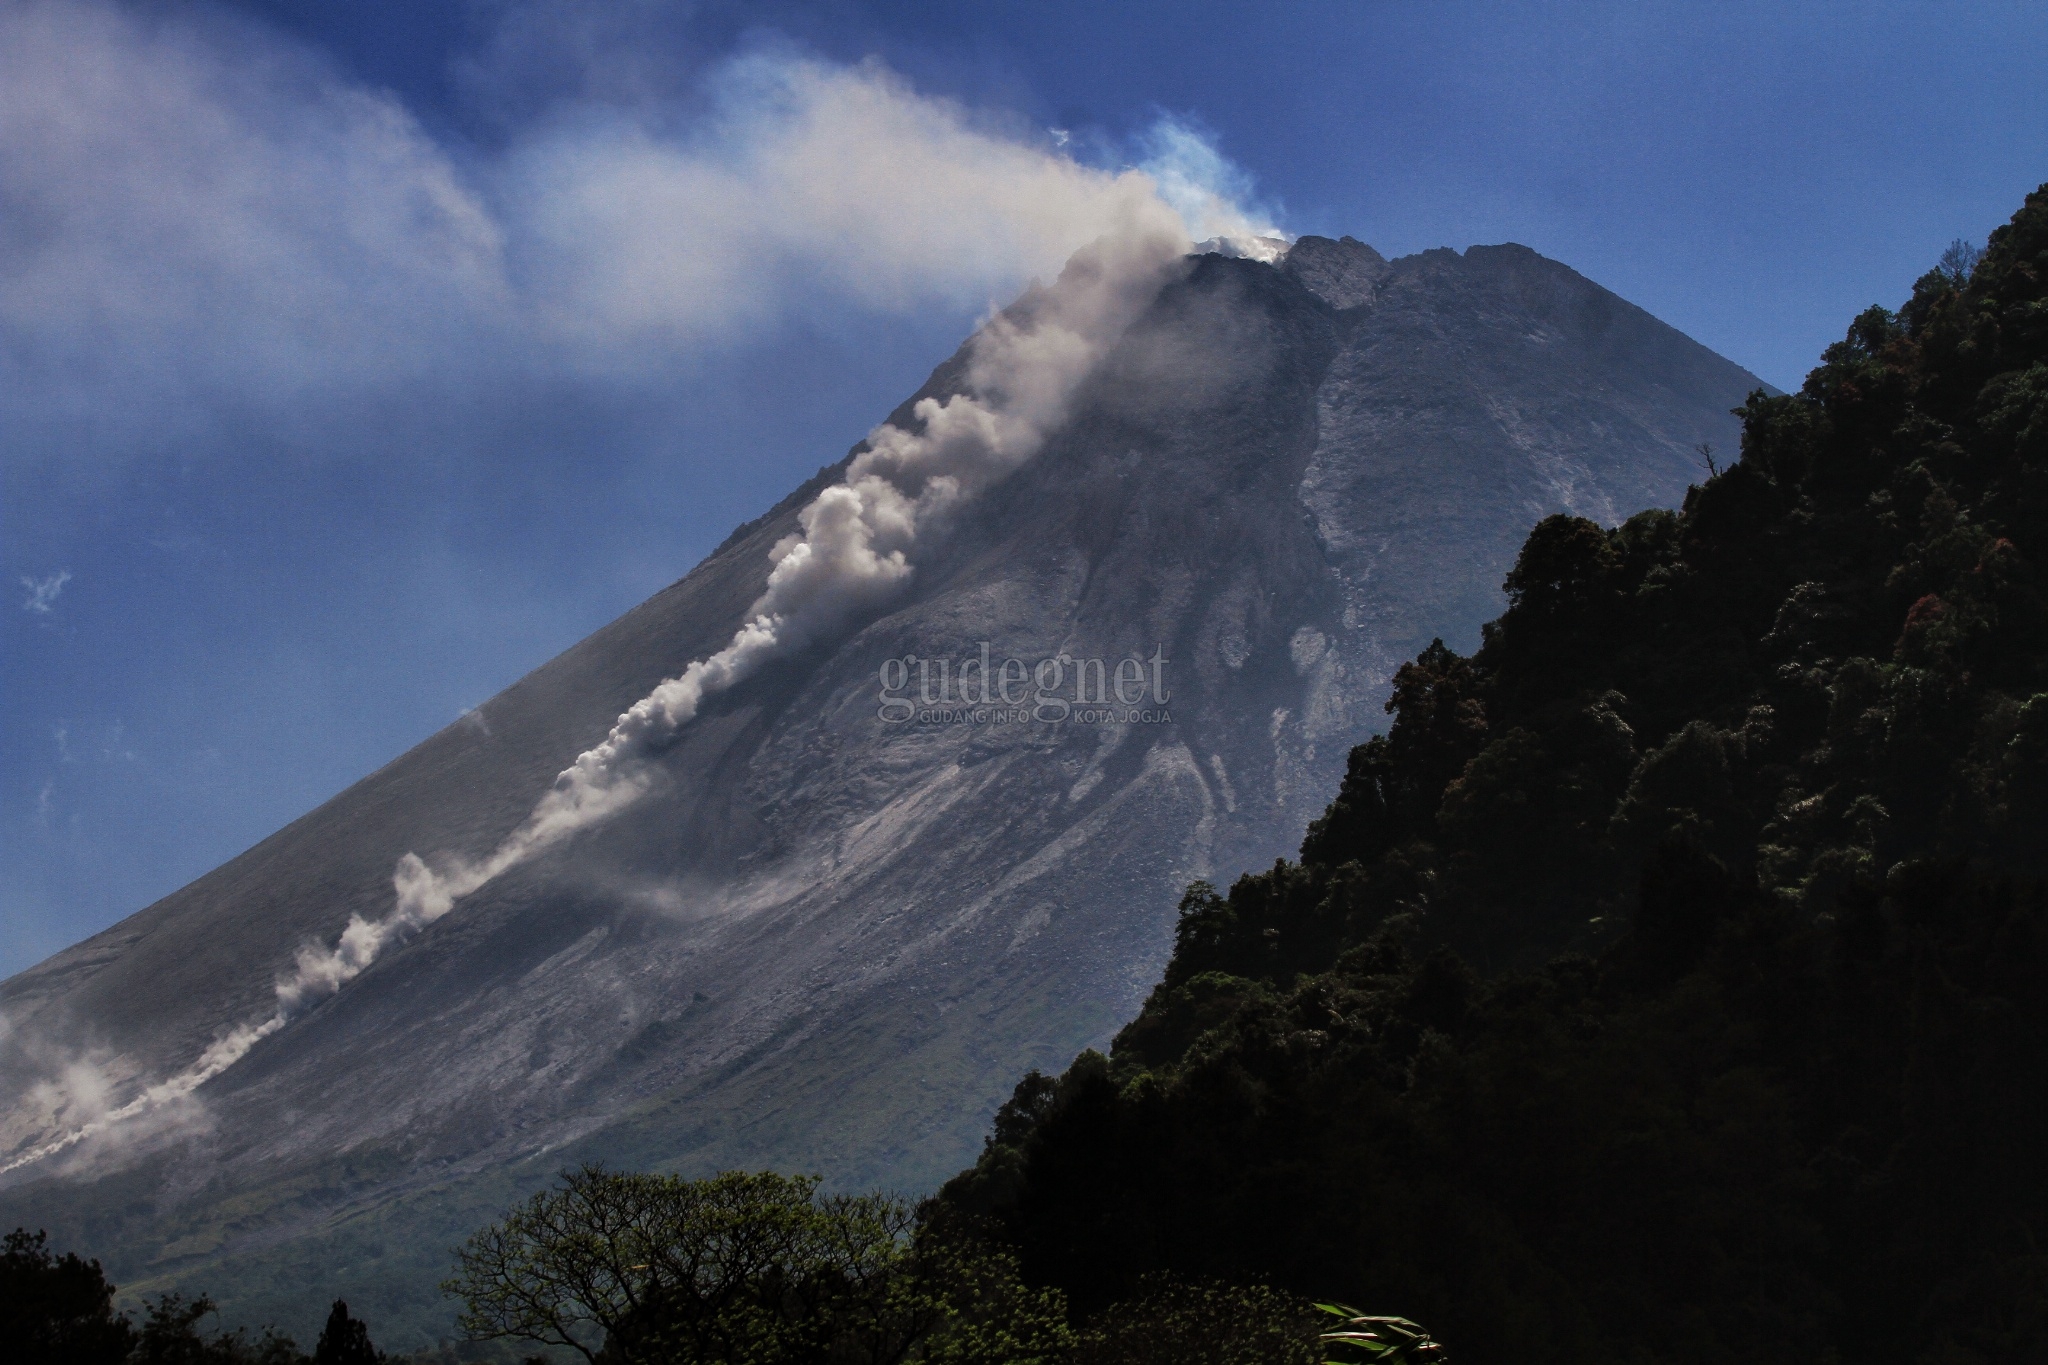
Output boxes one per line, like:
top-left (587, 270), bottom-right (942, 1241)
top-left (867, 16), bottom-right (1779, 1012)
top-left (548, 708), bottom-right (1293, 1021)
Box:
top-left (0, 238), bottom-right (1764, 1345)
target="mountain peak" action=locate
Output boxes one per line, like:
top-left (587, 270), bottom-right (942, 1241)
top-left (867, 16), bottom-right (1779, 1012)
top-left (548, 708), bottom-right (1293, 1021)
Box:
top-left (0, 234), bottom-right (1766, 1347)
top-left (1280, 234), bottom-right (1390, 309)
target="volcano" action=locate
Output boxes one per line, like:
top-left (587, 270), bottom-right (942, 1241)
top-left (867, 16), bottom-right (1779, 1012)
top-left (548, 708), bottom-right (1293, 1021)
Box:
top-left (0, 236), bottom-right (1764, 1345)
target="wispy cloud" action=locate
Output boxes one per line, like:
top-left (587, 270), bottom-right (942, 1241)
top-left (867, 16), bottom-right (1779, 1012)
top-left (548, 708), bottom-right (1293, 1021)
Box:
top-left (1137, 114), bottom-right (1285, 249)
top-left (97, 720), bottom-right (135, 765)
top-left (0, 2), bottom-right (1280, 461)
top-left (19, 571), bottom-right (70, 614)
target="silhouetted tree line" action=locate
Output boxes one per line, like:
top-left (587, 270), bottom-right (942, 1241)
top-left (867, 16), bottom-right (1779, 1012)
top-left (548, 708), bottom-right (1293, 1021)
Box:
top-left (937, 185), bottom-right (2048, 1363)
top-left (441, 1167), bottom-right (1424, 1365)
top-left (3, 1227), bottom-right (385, 1364)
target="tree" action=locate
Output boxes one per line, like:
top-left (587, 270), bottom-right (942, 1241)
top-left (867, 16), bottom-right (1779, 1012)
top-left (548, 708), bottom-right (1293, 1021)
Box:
top-left (2, 1227), bottom-right (135, 1365)
top-left (4, 1226), bottom-right (318, 1365)
top-left (447, 1167), bottom-right (1066, 1365)
top-left (313, 1301), bottom-right (384, 1365)
top-left (127, 1292), bottom-right (308, 1365)
top-left (1938, 236), bottom-right (1984, 284)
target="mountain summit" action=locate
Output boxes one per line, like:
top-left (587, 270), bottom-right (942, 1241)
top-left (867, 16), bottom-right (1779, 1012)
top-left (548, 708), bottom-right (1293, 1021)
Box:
top-left (0, 237), bottom-right (1764, 1343)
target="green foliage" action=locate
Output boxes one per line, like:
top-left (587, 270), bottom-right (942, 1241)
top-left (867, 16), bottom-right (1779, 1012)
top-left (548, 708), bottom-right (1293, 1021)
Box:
top-left (2, 1227), bottom-right (314, 1365)
top-left (1315, 1305), bottom-right (1445, 1363)
top-left (1065, 1278), bottom-right (1322, 1365)
top-left (445, 1167), bottom-right (1067, 1365)
top-left (942, 186), bottom-right (2048, 1364)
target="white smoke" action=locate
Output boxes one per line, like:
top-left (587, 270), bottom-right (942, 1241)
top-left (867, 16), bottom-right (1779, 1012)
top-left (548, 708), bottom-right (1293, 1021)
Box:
top-left (251, 106), bottom-right (1287, 1033)
top-left (280, 217), bottom-right (1223, 1008)
top-left (0, 3), bottom-right (1275, 439)
top-left (1, 1017), bottom-right (277, 1173)
top-left (1, 2), bottom-right (1287, 1175)
top-left (2, 222), bottom-right (1226, 1179)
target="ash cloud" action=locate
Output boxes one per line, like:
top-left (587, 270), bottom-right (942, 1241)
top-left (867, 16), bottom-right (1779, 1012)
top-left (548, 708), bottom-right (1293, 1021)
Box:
top-left (280, 218), bottom-right (1251, 1015)
top-left (1, 1), bottom-right (1271, 447)
top-left (0, 1018), bottom-right (268, 1175)
top-left (1, 1), bottom-right (1286, 1169)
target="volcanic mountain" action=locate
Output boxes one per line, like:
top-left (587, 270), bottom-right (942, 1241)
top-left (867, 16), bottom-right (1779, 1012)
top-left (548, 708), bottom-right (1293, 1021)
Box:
top-left (0, 236), bottom-right (1765, 1344)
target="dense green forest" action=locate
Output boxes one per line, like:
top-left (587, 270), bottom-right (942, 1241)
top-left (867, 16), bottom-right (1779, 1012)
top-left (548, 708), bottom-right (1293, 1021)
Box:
top-left (941, 186), bottom-right (2048, 1364)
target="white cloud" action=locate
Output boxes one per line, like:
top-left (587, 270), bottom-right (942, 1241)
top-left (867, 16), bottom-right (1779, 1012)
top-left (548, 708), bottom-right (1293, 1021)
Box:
top-left (0, 1), bottom-right (509, 435)
top-left (1137, 114), bottom-right (1285, 249)
top-left (0, 1), bottom-right (1281, 453)
top-left (19, 570), bottom-right (70, 614)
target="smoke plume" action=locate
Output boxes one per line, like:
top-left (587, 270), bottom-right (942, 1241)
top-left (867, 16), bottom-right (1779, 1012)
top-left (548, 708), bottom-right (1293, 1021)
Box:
top-left (1, 2), bottom-right (1280, 438)
top-left (283, 219), bottom-right (1239, 1008)
top-left (1, 1), bottom-right (1285, 1174)
top-left (0, 1016), bottom-right (280, 1173)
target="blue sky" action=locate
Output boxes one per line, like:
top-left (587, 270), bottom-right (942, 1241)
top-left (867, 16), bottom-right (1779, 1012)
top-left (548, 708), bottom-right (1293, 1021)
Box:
top-left (4, 0), bottom-right (2043, 977)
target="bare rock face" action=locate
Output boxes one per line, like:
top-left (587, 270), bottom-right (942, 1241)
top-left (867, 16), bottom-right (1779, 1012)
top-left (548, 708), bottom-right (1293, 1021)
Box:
top-left (0, 241), bottom-right (1764, 1344)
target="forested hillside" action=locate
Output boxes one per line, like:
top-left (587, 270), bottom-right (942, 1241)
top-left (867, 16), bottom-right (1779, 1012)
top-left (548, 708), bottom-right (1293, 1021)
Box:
top-left (944, 187), bottom-right (2048, 1364)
